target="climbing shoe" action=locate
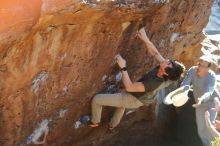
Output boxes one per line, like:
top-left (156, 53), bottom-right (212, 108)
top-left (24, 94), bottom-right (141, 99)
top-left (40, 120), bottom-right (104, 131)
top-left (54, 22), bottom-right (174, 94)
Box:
top-left (79, 115), bottom-right (99, 128)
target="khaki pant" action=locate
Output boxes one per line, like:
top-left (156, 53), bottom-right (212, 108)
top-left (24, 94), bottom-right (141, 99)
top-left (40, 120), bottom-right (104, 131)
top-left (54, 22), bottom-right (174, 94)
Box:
top-left (91, 91), bottom-right (144, 128)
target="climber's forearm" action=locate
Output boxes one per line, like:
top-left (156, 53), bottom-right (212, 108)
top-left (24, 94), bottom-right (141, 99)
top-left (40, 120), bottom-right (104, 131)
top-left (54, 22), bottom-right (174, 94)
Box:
top-left (143, 41), bottom-right (165, 62)
top-left (121, 71), bottom-right (145, 92)
top-left (138, 28), bottom-right (165, 62)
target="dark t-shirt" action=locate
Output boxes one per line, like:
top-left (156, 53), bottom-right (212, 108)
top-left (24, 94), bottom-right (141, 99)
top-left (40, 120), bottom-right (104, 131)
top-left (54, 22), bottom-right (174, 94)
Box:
top-left (129, 66), bottom-right (172, 105)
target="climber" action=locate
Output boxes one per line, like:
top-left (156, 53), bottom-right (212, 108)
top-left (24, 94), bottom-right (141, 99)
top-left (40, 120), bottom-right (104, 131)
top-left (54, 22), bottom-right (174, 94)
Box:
top-left (88, 28), bottom-right (185, 130)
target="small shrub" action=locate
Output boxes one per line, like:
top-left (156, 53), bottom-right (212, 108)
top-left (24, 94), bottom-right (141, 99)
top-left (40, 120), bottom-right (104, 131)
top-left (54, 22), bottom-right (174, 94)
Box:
top-left (211, 137), bottom-right (220, 146)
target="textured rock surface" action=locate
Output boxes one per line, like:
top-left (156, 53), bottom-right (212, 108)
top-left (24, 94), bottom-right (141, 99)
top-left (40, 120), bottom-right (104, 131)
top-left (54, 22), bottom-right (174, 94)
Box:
top-left (0, 0), bottom-right (214, 146)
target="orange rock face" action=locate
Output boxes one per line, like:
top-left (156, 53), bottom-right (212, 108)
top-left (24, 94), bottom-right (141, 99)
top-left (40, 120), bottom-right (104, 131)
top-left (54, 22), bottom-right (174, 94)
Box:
top-left (0, 0), bottom-right (213, 145)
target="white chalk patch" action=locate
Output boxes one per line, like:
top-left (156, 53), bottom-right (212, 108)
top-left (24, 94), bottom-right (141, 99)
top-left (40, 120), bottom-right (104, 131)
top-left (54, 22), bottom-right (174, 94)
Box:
top-left (125, 110), bottom-right (135, 115)
top-left (168, 23), bottom-right (175, 29)
top-left (81, 0), bottom-right (88, 4)
top-left (116, 72), bottom-right (122, 82)
top-left (31, 72), bottom-right (48, 94)
top-left (170, 33), bottom-right (183, 44)
top-left (27, 119), bottom-right (50, 145)
top-left (63, 85), bottom-right (68, 93)
top-left (154, 0), bottom-right (169, 4)
top-left (107, 85), bottom-right (115, 92)
top-left (170, 33), bottom-right (179, 44)
top-left (59, 109), bottom-right (67, 118)
top-left (102, 75), bottom-right (108, 81)
top-left (74, 121), bottom-right (82, 129)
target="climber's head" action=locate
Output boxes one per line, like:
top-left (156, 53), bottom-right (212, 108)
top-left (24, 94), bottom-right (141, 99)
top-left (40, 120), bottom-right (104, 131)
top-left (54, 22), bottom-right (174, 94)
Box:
top-left (159, 59), bottom-right (185, 81)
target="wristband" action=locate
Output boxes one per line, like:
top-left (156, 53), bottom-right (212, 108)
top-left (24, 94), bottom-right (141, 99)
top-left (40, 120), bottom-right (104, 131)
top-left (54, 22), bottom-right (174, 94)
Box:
top-left (121, 67), bottom-right (127, 71)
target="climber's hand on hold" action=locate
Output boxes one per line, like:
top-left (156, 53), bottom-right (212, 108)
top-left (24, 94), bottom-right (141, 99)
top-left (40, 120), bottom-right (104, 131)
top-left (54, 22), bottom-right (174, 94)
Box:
top-left (115, 54), bottom-right (126, 69)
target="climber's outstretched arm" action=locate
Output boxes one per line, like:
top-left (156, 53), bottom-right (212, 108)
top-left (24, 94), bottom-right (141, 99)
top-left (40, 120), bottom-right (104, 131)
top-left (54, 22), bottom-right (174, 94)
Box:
top-left (138, 28), bottom-right (165, 63)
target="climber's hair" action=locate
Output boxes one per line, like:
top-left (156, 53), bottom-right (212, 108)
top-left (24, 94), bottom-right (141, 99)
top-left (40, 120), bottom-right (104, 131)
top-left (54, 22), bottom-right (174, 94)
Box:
top-left (163, 60), bottom-right (185, 81)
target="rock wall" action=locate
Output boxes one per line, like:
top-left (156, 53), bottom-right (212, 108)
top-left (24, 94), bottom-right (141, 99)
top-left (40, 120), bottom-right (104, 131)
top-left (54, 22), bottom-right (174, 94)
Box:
top-left (0, 0), bottom-right (214, 146)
